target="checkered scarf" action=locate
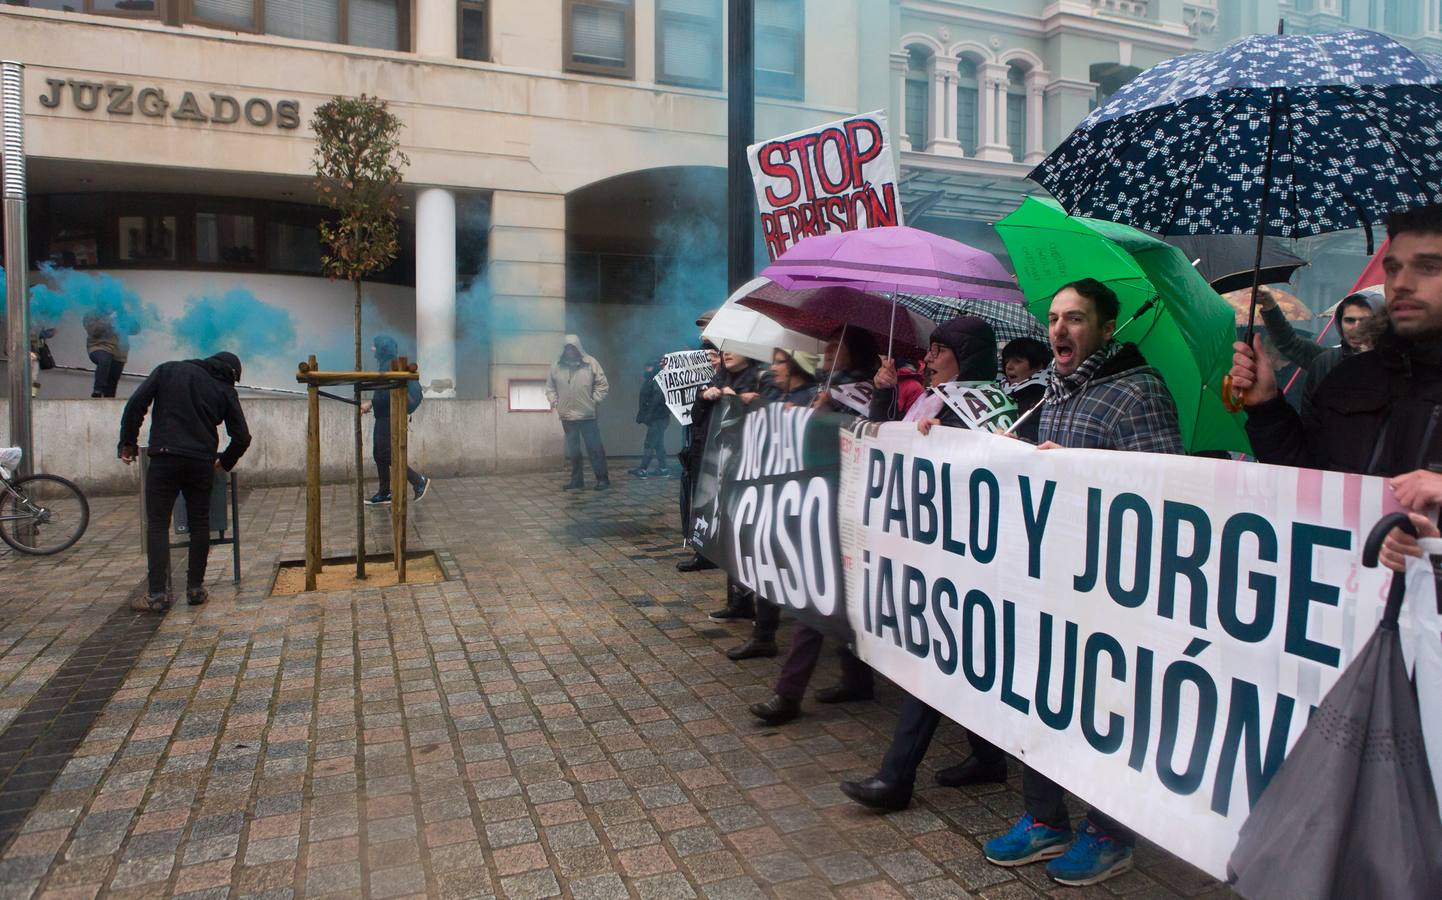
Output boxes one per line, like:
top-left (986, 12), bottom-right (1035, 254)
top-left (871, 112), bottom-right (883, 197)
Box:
top-left (1043, 340), bottom-right (1125, 404)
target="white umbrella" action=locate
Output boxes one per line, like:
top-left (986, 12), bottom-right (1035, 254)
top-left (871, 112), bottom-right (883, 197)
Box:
top-left (701, 277), bottom-right (824, 362)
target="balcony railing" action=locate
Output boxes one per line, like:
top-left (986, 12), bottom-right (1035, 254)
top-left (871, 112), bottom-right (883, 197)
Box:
top-left (1092, 0), bottom-right (1150, 18)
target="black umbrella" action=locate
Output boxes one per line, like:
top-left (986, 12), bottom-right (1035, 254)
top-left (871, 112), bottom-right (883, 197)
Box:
top-left (1227, 513), bottom-right (1442, 899)
top-left (1162, 234), bottom-right (1307, 296)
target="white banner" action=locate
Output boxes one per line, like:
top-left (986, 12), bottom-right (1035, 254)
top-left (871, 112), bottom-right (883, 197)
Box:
top-left (656, 350), bottom-right (715, 427)
top-left (836, 423), bottom-right (1404, 879)
top-left (828, 381), bottom-right (874, 417)
top-left (748, 110), bottom-right (903, 261)
top-left (932, 382), bottom-right (1018, 433)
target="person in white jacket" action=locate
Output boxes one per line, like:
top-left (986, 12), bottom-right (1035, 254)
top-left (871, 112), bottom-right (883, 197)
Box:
top-left (545, 334), bottom-right (611, 491)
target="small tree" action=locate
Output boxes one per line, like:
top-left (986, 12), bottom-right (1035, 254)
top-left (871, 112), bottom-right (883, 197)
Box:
top-left (311, 94), bottom-right (408, 578)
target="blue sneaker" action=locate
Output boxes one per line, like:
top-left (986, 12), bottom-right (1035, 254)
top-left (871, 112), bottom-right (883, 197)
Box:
top-left (1045, 818), bottom-right (1134, 886)
top-left (983, 814), bottom-right (1072, 867)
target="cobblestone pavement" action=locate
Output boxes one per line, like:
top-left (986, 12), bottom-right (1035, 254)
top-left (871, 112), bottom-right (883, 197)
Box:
top-left (0, 471), bottom-right (1230, 899)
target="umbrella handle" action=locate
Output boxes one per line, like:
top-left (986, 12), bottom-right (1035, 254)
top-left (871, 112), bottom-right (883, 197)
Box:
top-left (1221, 374), bottom-right (1248, 412)
top-left (1363, 512), bottom-right (1420, 630)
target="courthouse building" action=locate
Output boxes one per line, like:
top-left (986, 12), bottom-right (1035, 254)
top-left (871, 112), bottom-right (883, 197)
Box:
top-left (0, 0), bottom-right (888, 463)
top-left (0, 0), bottom-right (1434, 477)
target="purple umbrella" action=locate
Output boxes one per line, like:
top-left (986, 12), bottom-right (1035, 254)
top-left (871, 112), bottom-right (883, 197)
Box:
top-left (760, 226), bottom-right (1026, 303)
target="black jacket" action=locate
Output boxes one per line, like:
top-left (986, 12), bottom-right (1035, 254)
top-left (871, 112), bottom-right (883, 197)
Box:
top-left (119, 356), bottom-right (251, 471)
top-left (689, 362), bottom-right (761, 446)
top-left (1246, 329), bottom-right (1442, 476)
top-left (636, 369), bottom-right (670, 425)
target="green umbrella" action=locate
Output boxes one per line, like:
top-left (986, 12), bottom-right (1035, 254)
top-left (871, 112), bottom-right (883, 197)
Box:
top-left (994, 197), bottom-right (1250, 454)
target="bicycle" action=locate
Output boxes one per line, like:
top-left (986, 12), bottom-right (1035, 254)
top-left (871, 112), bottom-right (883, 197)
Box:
top-left (0, 448), bottom-right (89, 555)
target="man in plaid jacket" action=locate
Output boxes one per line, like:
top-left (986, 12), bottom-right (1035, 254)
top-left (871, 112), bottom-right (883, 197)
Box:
top-left (984, 277), bottom-right (1183, 887)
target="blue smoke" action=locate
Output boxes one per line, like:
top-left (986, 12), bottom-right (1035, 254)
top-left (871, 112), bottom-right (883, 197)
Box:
top-left (171, 288), bottom-right (297, 358)
top-left (305, 292), bottom-right (414, 371)
top-left (30, 263), bottom-right (160, 335)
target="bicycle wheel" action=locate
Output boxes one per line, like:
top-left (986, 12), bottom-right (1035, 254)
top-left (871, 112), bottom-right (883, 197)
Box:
top-left (0, 474), bottom-right (90, 555)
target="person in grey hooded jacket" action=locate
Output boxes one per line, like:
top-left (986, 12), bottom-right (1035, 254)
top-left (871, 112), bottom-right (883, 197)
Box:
top-left (1258, 285), bottom-right (1386, 418)
top-left (545, 334), bottom-right (611, 490)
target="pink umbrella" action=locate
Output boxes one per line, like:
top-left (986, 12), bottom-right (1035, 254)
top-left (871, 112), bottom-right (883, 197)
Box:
top-left (760, 226), bottom-right (1026, 303)
top-left (735, 281), bottom-right (935, 362)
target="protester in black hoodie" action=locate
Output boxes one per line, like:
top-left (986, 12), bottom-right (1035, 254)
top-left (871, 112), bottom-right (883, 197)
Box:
top-left (360, 335), bottom-right (429, 505)
top-left (690, 351), bottom-right (765, 622)
top-left (119, 351), bottom-right (251, 613)
top-left (632, 356), bottom-right (671, 477)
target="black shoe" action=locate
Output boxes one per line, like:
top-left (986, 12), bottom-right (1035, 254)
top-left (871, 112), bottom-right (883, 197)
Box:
top-left (749, 694), bottom-right (800, 726)
top-left (726, 638), bottom-right (777, 661)
top-left (935, 755), bottom-right (1008, 787)
top-left (367, 491), bottom-right (392, 505)
top-left (629, 467), bottom-right (649, 477)
top-left (677, 554), bottom-right (718, 573)
top-left (815, 683), bottom-right (874, 704)
top-left (414, 476), bottom-right (431, 502)
top-left (186, 587), bottom-right (208, 607)
top-left (562, 480), bottom-right (584, 491)
top-left (840, 777), bottom-right (912, 811)
top-left (594, 480), bottom-right (611, 491)
top-left (708, 606), bottom-right (751, 622)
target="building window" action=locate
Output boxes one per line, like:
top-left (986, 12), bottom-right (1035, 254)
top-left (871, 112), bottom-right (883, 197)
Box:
top-left (179, 0), bottom-right (405, 49)
top-left (656, 0), bottom-right (721, 89)
top-left (24, 193), bottom-right (416, 284)
top-left (458, 0), bottom-right (489, 61)
top-left (903, 48), bottom-right (929, 151)
top-left (190, 0), bottom-right (254, 30)
top-left (266, 0), bottom-right (340, 43)
top-left (267, 209), bottom-right (324, 275)
top-left (348, 0), bottom-right (402, 49)
top-left (6, 0), bottom-right (161, 18)
top-left (1006, 66), bottom-right (1027, 162)
top-left (117, 213), bottom-right (177, 264)
top-left (956, 57), bottom-right (979, 155)
top-left (196, 211), bottom-right (258, 266)
top-left (565, 0), bottom-right (634, 78)
top-left (755, 0), bottom-right (803, 100)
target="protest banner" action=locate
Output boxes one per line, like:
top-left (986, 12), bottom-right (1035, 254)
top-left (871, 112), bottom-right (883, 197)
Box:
top-left (827, 381), bottom-right (874, 417)
top-left (656, 350), bottom-right (715, 427)
top-left (689, 399), bottom-right (851, 638)
top-left (836, 422), bottom-right (1404, 879)
top-left (690, 407), bottom-right (1440, 877)
top-left (931, 382), bottom-right (1018, 432)
top-left (748, 110), bottom-right (903, 261)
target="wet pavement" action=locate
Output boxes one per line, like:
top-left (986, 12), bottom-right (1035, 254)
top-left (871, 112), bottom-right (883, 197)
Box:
top-left (0, 470), bottom-right (1228, 899)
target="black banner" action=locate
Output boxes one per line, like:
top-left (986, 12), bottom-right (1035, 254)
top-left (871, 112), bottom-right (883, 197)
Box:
top-left (689, 398), bottom-right (853, 640)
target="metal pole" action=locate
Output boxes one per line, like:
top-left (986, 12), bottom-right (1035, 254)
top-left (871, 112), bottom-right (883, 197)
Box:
top-left (726, 0), bottom-right (755, 293)
top-left (2, 61), bottom-right (31, 478)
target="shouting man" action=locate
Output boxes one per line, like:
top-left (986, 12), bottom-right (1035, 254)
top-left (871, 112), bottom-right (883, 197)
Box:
top-left (984, 278), bottom-right (1182, 886)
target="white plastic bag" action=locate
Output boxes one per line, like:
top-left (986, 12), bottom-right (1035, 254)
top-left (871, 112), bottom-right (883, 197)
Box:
top-left (0, 447), bottom-right (21, 481)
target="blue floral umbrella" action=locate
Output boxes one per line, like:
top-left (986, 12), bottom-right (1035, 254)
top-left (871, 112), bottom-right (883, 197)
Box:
top-left (1031, 29), bottom-right (1442, 239)
top-left (1030, 27), bottom-right (1442, 405)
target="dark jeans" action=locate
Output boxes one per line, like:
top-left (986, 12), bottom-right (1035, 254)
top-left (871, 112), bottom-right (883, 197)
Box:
top-left (89, 350), bottom-right (124, 397)
top-left (679, 430), bottom-right (696, 540)
top-left (876, 695), bottom-right (1004, 791)
top-left (754, 597), bottom-right (780, 641)
top-left (639, 421), bottom-right (668, 470)
top-left (1022, 766), bottom-right (1135, 847)
top-left (774, 624), bottom-right (873, 701)
top-left (374, 418), bottom-right (422, 494)
top-left (562, 418), bottom-right (609, 483)
top-left (145, 453), bottom-right (214, 595)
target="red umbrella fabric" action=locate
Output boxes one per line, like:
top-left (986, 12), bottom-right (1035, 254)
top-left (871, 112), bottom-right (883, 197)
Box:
top-left (736, 281), bottom-right (935, 362)
top-left (760, 226), bottom-right (1026, 302)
